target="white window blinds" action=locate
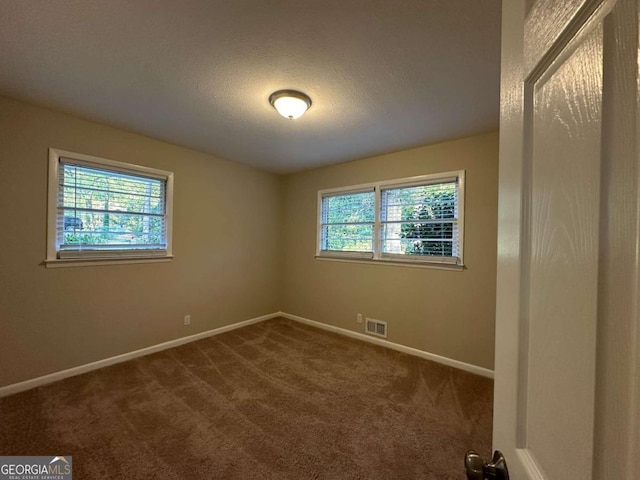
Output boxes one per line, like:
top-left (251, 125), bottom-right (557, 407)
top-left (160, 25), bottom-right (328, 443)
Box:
top-left (320, 190), bottom-right (375, 256)
top-left (56, 158), bottom-right (169, 258)
top-left (380, 180), bottom-right (459, 263)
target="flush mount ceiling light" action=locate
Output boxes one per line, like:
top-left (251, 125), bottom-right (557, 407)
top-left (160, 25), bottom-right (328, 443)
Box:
top-left (269, 90), bottom-right (312, 120)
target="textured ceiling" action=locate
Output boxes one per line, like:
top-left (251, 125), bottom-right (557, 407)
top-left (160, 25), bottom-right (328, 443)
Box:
top-left (0, 0), bottom-right (501, 173)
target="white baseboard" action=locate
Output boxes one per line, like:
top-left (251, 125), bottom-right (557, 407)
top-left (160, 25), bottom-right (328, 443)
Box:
top-left (278, 312), bottom-right (494, 379)
top-left (0, 310), bottom-right (492, 397)
top-left (0, 312), bottom-right (280, 398)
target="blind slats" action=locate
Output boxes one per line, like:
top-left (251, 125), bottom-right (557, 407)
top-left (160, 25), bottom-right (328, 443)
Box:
top-left (57, 206), bottom-right (165, 218)
top-left (320, 191), bottom-right (375, 252)
top-left (381, 181), bottom-right (459, 259)
top-left (59, 183), bottom-right (164, 201)
top-left (57, 160), bottom-right (168, 256)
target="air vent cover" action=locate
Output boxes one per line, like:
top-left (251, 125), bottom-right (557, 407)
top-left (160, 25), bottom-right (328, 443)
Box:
top-left (365, 318), bottom-right (387, 338)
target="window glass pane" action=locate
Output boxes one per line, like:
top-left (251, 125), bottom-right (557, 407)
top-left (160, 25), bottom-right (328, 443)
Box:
top-left (61, 210), bottom-right (165, 248)
top-left (381, 182), bottom-right (456, 221)
top-left (59, 163), bottom-right (166, 250)
top-left (381, 182), bottom-right (458, 257)
top-left (322, 224), bottom-right (374, 252)
top-left (381, 223), bottom-right (454, 256)
top-left (323, 191), bottom-right (375, 223)
top-left (321, 191), bottom-right (375, 253)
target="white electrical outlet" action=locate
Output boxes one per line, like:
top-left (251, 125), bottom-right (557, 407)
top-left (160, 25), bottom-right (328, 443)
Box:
top-left (184, 315), bottom-right (191, 326)
top-left (356, 313), bottom-right (363, 323)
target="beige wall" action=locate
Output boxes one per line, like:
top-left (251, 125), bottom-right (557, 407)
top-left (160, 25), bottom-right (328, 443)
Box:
top-left (281, 132), bottom-right (499, 369)
top-left (0, 96), bottom-right (282, 386)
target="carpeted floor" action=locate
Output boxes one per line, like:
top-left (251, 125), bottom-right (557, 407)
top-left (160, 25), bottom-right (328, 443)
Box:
top-left (0, 317), bottom-right (492, 479)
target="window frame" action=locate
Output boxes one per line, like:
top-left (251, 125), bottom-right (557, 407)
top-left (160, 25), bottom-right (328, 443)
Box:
top-left (316, 171), bottom-right (465, 268)
top-left (46, 148), bottom-right (174, 268)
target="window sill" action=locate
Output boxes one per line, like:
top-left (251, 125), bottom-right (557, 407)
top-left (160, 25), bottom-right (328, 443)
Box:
top-left (44, 255), bottom-right (174, 268)
top-left (314, 255), bottom-right (464, 271)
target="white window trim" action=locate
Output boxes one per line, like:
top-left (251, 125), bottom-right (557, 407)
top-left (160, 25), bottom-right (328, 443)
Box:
top-left (316, 171), bottom-right (465, 268)
top-left (46, 148), bottom-right (174, 268)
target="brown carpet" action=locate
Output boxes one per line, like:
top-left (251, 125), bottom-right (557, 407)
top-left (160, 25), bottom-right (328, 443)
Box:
top-left (0, 317), bottom-right (492, 479)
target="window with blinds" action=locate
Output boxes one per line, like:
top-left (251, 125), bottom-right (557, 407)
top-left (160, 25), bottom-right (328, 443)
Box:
top-left (47, 149), bottom-right (173, 265)
top-left (380, 179), bottom-right (459, 263)
top-left (317, 171), bottom-right (464, 266)
top-left (319, 190), bottom-right (375, 257)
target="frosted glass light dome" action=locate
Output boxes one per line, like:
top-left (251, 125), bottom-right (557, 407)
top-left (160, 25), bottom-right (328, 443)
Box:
top-left (269, 90), bottom-right (312, 119)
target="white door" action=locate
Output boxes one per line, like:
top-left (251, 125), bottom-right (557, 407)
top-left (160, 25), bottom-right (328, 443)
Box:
top-left (489, 0), bottom-right (640, 479)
